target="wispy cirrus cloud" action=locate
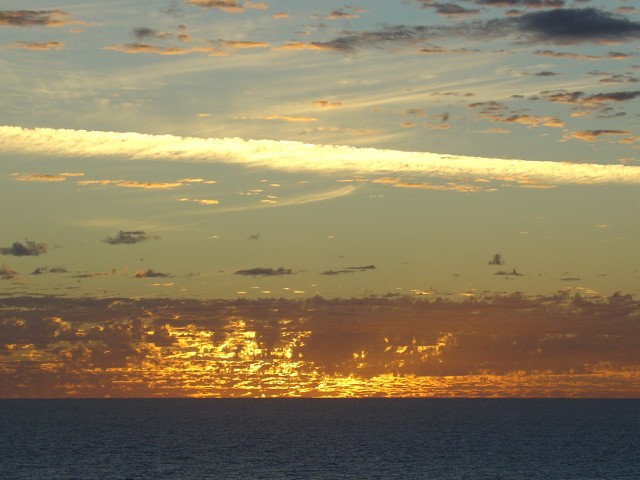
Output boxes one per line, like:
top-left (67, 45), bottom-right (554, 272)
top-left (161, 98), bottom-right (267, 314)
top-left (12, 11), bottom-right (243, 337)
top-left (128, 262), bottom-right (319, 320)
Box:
top-left (3, 126), bottom-right (640, 186)
top-left (103, 43), bottom-right (226, 56)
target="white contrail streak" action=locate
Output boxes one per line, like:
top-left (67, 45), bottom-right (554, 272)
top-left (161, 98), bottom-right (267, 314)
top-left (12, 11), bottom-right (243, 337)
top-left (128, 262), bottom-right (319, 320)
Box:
top-left (1, 125), bottom-right (639, 184)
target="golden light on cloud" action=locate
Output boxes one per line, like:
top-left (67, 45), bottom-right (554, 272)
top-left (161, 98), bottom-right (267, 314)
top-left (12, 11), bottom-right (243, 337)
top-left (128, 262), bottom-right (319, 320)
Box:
top-left (3, 126), bottom-right (640, 186)
top-left (16, 173), bottom-right (67, 182)
top-left (2, 294), bottom-right (640, 398)
top-left (9, 41), bottom-right (64, 51)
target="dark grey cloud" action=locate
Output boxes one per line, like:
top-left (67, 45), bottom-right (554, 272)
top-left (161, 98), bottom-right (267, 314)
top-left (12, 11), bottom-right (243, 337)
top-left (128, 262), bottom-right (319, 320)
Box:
top-left (474, 0), bottom-right (565, 7)
top-left (495, 268), bottom-right (523, 276)
top-left (311, 8), bottom-right (640, 53)
top-left (321, 265), bottom-right (376, 275)
top-left (541, 89), bottom-right (640, 106)
top-left (234, 267), bottom-right (292, 277)
top-left (0, 10), bottom-right (68, 27)
top-left (31, 266), bottom-right (68, 275)
top-left (514, 8), bottom-right (640, 44)
top-left (0, 240), bottom-right (47, 256)
top-left (488, 253), bottom-right (505, 265)
top-left (133, 27), bottom-right (163, 40)
top-left (133, 269), bottom-right (171, 278)
top-left (418, 2), bottom-right (481, 17)
top-left (534, 70), bottom-right (559, 76)
top-left (103, 230), bottom-right (158, 245)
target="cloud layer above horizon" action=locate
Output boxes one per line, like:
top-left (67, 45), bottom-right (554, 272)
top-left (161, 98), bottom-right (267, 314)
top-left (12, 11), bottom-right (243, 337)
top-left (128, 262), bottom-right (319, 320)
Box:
top-left (2, 125), bottom-right (639, 186)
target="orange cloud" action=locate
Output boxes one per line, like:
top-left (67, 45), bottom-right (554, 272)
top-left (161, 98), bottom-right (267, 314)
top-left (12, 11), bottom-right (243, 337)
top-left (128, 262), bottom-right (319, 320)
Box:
top-left (260, 114), bottom-right (317, 122)
top-left (0, 10), bottom-right (69, 27)
top-left (103, 44), bottom-right (226, 56)
top-left (312, 100), bottom-right (343, 108)
top-left (9, 41), bottom-right (64, 51)
top-left (564, 130), bottom-right (630, 142)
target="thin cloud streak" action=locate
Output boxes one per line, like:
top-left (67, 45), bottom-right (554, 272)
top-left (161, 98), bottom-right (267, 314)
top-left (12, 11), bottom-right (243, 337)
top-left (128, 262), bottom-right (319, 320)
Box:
top-left (2, 126), bottom-right (640, 185)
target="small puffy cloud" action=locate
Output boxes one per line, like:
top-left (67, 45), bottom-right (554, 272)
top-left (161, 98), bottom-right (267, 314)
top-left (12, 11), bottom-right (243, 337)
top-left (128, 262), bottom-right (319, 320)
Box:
top-left (133, 27), bottom-right (167, 40)
top-left (102, 230), bottom-right (158, 245)
top-left (1, 264), bottom-right (18, 280)
top-left (234, 267), bottom-right (292, 276)
top-left (325, 9), bottom-right (359, 20)
top-left (488, 253), bottom-right (505, 265)
top-left (0, 10), bottom-right (69, 27)
top-left (469, 102), bottom-right (563, 128)
top-left (0, 240), bottom-right (47, 256)
top-left (133, 269), bottom-right (171, 278)
top-left (312, 100), bottom-right (343, 109)
top-left (8, 41), bottom-right (64, 51)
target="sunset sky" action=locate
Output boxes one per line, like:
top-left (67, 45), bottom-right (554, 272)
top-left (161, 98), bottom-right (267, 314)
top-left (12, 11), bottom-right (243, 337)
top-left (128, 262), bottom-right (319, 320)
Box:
top-left (1, 0), bottom-right (640, 397)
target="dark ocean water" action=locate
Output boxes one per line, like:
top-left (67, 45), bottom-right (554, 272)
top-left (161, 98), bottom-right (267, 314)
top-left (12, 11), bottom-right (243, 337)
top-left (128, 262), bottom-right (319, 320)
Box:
top-left (1, 399), bottom-right (638, 479)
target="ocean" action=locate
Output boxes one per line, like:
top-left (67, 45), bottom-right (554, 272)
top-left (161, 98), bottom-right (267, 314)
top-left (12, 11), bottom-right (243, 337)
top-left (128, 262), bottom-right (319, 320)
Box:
top-left (1, 399), bottom-right (638, 479)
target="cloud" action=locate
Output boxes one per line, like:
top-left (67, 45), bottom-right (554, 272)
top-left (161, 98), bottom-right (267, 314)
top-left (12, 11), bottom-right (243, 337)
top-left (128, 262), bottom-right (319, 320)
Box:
top-left (259, 115), bottom-right (317, 122)
top-left (321, 265), bottom-right (376, 275)
top-left (16, 173), bottom-right (67, 182)
top-left (513, 8), bottom-right (640, 44)
top-left (418, 2), bottom-right (481, 17)
top-left (488, 253), bottom-right (505, 265)
top-left (103, 43), bottom-right (227, 56)
top-left (102, 230), bottom-right (158, 245)
top-left (132, 27), bottom-right (167, 40)
top-left (1, 264), bottom-right (18, 280)
top-left (0, 10), bottom-right (69, 27)
top-left (5, 126), bottom-right (640, 186)
top-left (186, 1), bottom-right (268, 13)
top-left (542, 90), bottom-right (640, 107)
top-left (31, 266), bottom-right (67, 275)
top-left (309, 8), bottom-right (640, 50)
top-left (220, 40), bottom-right (269, 49)
top-left (0, 240), bottom-right (47, 256)
top-left (77, 179), bottom-right (183, 189)
top-left (495, 268), bottom-right (523, 276)
top-left (533, 50), bottom-right (629, 61)
top-left (2, 292), bottom-right (640, 397)
top-left (474, 0), bottom-right (564, 7)
top-left (312, 100), bottom-right (343, 109)
top-left (234, 267), bottom-right (292, 276)
top-left (8, 41), bottom-right (64, 51)
top-left (564, 130), bottom-right (630, 142)
top-left (133, 269), bottom-right (172, 278)
top-left (325, 9), bottom-right (359, 20)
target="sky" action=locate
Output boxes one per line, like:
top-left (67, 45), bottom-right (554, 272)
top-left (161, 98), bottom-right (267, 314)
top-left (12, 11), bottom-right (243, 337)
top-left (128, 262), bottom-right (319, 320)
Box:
top-left (1, 0), bottom-right (640, 397)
